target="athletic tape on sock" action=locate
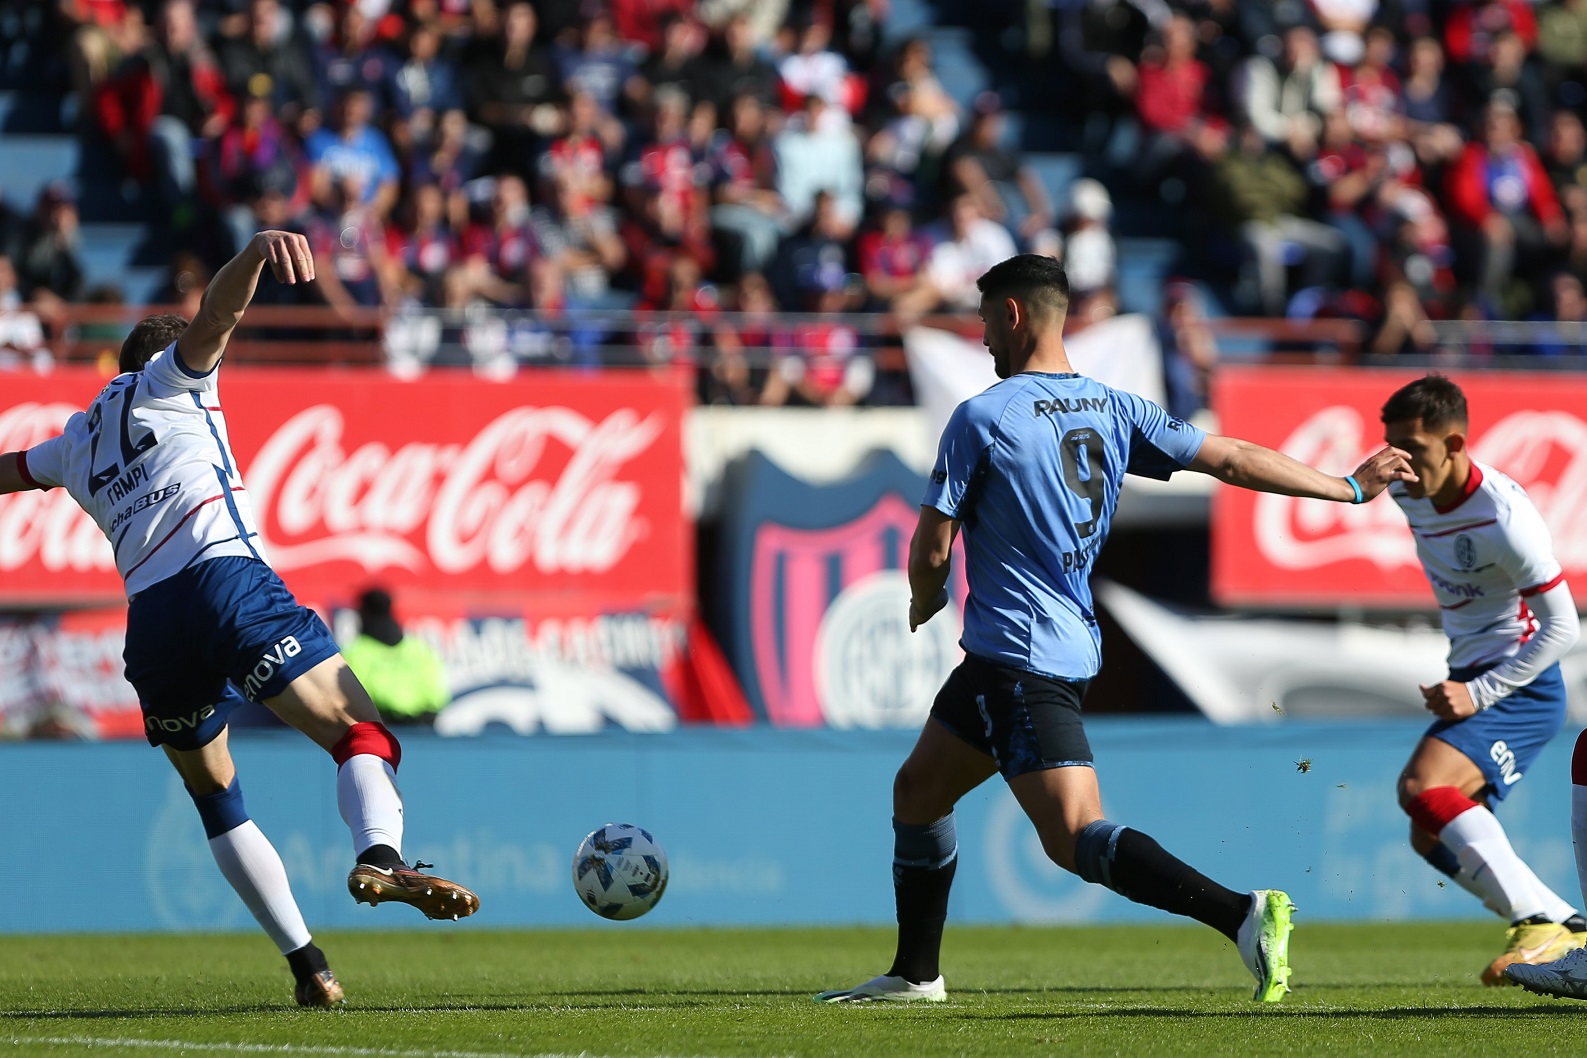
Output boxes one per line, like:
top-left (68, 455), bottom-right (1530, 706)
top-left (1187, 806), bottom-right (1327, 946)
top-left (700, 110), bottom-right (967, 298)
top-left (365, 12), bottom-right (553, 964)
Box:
top-left (1405, 786), bottom-right (1479, 838)
top-left (330, 721), bottom-right (402, 769)
top-left (1422, 842), bottom-right (1462, 878)
top-left (894, 814), bottom-right (957, 870)
top-left (1074, 820), bottom-right (1126, 889)
top-left (189, 777), bottom-right (250, 839)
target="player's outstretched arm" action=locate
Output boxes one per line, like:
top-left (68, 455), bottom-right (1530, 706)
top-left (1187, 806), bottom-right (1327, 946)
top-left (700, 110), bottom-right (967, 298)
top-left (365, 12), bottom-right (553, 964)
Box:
top-left (1188, 434), bottom-right (1417, 501)
top-left (176, 230), bottom-right (316, 376)
top-left (908, 506), bottom-right (958, 631)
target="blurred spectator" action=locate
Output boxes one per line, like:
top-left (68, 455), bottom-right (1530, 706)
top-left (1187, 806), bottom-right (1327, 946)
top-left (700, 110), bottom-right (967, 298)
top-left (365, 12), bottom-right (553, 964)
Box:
top-left (392, 19), bottom-right (465, 143)
top-left (1463, 30), bottom-right (1551, 145)
top-left (93, 0), bottom-right (232, 214)
top-left (1402, 36), bottom-right (1463, 167)
top-left (1339, 26), bottom-right (1402, 146)
top-left (857, 203), bottom-right (932, 311)
top-left (385, 183), bottom-right (461, 305)
top-left (776, 274), bottom-right (873, 407)
top-left (1211, 122), bottom-right (1347, 315)
top-left (704, 271), bottom-right (789, 405)
top-left (777, 13), bottom-right (859, 113)
top-left (209, 83), bottom-right (310, 255)
top-left (1530, 271), bottom-right (1587, 355)
top-left (774, 94), bottom-right (864, 232)
top-left (1446, 100), bottom-right (1567, 312)
top-left (769, 189), bottom-right (851, 309)
top-left (621, 85), bottom-right (714, 296)
top-left (316, 2), bottom-right (399, 114)
top-left (304, 88), bottom-right (401, 219)
top-left (1538, 0), bottom-right (1587, 74)
top-left (943, 93), bottom-right (1058, 255)
top-left (1063, 179), bottom-right (1116, 297)
top-left (217, 0), bottom-right (320, 129)
top-left (306, 177), bottom-right (398, 311)
top-left (1307, 108), bottom-right (1385, 291)
top-left (611, 0), bottom-right (695, 55)
top-left (467, 2), bottom-right (563, 172)
top-left (874, 38), bottom-right (960, 152)
top-left (1312, 0), bottom-right (1376, 65)
top-left (151, 250), bottom-right (208, 318)
top-left (0, 255), bottom-right (48, 371)
top-left (461, 174), bottom-right (542, 306)
top-left (532, 160), bottom-right (629, 310)
top-left (410, 107), bottom-right (486, 196)
top-left (639, 14), bottom-right (708, 106)
top-left (636, 251), bottom-right (721, 368)
top-left (708, 93), bottom-right (787, 278)
top-left (921, 194), bottom-right (1018, 312)
top-left (697, 0), bottom-right (789, 49)
top-left (1156, 281), bottom-right (1217, 420)
top-left (341, 588), bottom-right (450, 727)
top-left (554, 9), bottom-right (643, 117)
top-left (8, 184), bottom-right (85, 304)
top-left (1444, 0), bottom-right (1537, 66)
top-left (59, 0), bottom-right (146, 109)
top-left (1545, 109), bottom-right (1587, 219)
top-left (1234, 25), bottom-right (1341, 158)
top-left (698, 14), bottom-right (780, 114)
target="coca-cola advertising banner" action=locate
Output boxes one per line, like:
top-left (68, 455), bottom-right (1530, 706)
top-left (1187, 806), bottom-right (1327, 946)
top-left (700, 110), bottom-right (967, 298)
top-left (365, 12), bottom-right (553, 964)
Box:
top-left (1211, 367), bottom-right (1587, 609)
top-left (0, 369), bottom-right (691, 609)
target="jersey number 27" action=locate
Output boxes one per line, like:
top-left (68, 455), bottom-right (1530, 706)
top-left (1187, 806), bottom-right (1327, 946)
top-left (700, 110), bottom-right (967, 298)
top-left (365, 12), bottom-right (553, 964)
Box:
top-left (86, 379), bottom-right (159, 496)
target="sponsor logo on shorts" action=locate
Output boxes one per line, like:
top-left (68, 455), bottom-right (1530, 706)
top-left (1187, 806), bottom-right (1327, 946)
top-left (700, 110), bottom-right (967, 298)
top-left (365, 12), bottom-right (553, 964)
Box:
top-left (146, 703), bottom-right (215, 734)
top-left (241, 635), bottom-right (303, 698)
top-left (1491, 739), bottom-right (1523, 786)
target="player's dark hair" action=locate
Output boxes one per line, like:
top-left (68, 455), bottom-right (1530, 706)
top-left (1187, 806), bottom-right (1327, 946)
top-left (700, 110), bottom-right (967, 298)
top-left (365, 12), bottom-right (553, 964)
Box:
top-left (976, 254), bottom-right (1070, 317)
top-left (119, 314), bottom-right (189, 374)
top-left (1380, 374), bottom-right (1469, 431)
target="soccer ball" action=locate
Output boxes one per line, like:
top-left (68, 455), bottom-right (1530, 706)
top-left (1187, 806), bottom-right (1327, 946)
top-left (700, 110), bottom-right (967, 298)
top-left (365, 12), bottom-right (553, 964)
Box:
top-left (572, 823), bottom-right (669, 920)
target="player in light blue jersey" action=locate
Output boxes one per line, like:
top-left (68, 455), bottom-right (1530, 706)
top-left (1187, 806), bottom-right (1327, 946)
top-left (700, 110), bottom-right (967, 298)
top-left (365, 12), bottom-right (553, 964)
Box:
top-left (816, 254), bottom-right (1416, 1005)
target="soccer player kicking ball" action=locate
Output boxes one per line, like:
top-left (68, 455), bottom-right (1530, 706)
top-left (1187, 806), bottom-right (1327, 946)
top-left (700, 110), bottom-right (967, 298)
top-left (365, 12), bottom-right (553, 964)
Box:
top-left (815, 255), bottom-right (1415, 1005)
top-left (1376, 377), bottom-right (1584, 986)
top-left (0, 231), bottom-right (479, 1007)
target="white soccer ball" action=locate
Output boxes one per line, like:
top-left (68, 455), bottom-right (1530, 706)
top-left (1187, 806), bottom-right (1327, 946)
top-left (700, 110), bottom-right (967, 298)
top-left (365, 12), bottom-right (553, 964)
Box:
top-left (572, 823), bottom-right (669, 920)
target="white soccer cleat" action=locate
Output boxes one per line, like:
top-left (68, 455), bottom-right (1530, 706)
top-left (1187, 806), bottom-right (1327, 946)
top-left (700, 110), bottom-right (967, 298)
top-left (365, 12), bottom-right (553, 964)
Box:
top-left (1236, 889), bottom-right (1295, 1002)
top-left (814, 974), bottom-right (947, 1003)
top-left (1504, 946), bottom-right (1587, 998)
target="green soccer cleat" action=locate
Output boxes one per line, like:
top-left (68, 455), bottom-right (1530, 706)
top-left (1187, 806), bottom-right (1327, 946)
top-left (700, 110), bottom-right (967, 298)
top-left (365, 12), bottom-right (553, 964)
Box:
top-left (1236, 889), bottom-right (1295, 1002)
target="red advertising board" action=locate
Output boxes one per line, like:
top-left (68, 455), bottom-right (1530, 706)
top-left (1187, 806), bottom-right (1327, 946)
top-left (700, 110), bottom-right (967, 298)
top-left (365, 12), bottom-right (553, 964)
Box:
top-left (0, 368), bottom-right (692, 611)
top-left (1211, 367), bottom-right (1587, 609)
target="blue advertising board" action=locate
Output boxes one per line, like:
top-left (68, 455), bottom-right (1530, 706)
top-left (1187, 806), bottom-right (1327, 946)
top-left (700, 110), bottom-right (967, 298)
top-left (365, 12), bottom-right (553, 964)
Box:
top-left (0, 720), bottom-right (1577, 934)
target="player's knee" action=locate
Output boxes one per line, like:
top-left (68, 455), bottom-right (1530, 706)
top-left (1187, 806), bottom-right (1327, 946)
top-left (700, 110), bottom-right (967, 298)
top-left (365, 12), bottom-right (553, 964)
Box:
top-left (1396, 771), bottom-right (1424, 809)
top-left (1037, 827), bottom-right (1080, 873)
top-left (1408, 822), bottom-right (1439, 856)
top-left (893, 761), bottom-right (950, 820)
top-left (330, 720), bottom-right (402, 770)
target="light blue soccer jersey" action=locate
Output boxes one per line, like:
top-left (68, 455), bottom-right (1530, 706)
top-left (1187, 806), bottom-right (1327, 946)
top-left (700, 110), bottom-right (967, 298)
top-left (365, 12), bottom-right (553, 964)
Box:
top-left (923, 372), bottom-right (1206, 680)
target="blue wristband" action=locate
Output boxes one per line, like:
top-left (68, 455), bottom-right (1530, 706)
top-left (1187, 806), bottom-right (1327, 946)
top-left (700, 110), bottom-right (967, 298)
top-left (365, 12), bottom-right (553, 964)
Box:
top-left (1344, 475), bottom-right (1364, 504)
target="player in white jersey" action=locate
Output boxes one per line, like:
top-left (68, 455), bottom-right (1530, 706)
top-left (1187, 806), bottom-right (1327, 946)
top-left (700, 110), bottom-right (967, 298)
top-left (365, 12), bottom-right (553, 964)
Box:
top-left (1381, 376), bottom-right (1583, 985)
top-left (0, 231), bottom-right (479, 1008)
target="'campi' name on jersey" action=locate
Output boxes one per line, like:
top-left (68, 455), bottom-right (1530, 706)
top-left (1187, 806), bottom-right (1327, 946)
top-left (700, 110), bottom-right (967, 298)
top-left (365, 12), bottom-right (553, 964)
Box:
top-left (1033, 396), bottom-right (1109, 417)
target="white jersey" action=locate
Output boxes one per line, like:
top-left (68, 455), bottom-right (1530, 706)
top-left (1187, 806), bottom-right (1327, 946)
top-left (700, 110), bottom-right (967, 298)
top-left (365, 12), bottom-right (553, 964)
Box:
top-left (18, 343), bottom-right (265, 597)
top-left (1390, 460), bottom-right (1564, 670)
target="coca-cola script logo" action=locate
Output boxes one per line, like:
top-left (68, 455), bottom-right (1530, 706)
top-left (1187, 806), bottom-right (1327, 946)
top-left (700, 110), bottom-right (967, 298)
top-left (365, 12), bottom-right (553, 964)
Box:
top-left (1254, 406), bottom-right (1587, 572)
top-left (249, 404), bottom-right (664, 576)
top-left (0, 403), bottom-right (115, 575)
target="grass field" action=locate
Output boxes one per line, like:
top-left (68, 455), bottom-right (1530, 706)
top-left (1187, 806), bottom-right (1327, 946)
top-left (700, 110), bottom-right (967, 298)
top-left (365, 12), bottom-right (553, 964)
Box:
top-left (4, 923), bottom-right (1587, 1058)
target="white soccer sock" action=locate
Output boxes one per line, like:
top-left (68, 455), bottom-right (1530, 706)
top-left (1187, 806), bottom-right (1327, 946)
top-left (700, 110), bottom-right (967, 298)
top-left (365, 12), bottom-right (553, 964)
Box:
top-left (1441, 804), bottom-right (1547, 922)
top-left (1514, 860), bottom-right (1579, 924)
top-left (1444, 861), bottom-right (1504, 916)
top-left (209, 820), bottom-right (313, 955)
top-left (337, 754), bottom-right (404, 858)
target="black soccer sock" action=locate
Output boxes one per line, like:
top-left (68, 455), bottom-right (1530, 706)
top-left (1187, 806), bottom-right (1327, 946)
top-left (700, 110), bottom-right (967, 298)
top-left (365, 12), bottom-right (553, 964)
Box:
top-left (1564, 915), bottom-right (1587, 933)
top-left (1074, 821), bottom-right (1251, 941)
top-left (285, 941), bottom-right (330, 984)
top-left (356, 843), bottom-right (404, 868)
top-left (886, 815), bottom-right (958, 984)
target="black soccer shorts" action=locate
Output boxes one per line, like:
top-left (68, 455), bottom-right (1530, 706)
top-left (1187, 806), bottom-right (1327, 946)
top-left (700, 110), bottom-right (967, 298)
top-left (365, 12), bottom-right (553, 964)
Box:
top-left (929, 654), bottom-right (1093, 780)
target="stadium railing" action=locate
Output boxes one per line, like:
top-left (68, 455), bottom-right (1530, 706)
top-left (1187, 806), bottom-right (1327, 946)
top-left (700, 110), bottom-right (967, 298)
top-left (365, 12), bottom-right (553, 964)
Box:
top-left (48, 304), bottom-right (1376, 369)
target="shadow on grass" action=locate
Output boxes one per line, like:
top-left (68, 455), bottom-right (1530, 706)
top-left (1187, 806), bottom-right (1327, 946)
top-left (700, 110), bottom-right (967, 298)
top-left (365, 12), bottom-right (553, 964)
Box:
top-left (965, 1005), bottom-right (1587, 1021)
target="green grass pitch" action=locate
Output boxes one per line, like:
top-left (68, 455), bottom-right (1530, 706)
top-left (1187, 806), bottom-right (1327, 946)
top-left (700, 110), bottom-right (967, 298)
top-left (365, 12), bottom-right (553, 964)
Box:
top-left (3, 923), bottom-right (1586, 1058)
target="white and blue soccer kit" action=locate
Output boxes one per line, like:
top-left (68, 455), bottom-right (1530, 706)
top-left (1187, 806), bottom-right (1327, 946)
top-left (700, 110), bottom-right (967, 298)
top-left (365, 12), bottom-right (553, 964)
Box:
top-left (1392, 461), bottom-right (1572, 800)
top-left (18, 343), bottom-right (340, 749)
top-left (920, 372), bottom-right (1205, 777)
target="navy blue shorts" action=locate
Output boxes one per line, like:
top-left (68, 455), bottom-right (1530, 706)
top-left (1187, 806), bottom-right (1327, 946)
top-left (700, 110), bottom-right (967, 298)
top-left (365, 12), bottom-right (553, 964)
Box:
top-left (930, 654), bottom-right (1093, 781)
top-left (123, 556), bottom-right (341, 750)
top-left (1424, 662), bottom-right (1568, 802)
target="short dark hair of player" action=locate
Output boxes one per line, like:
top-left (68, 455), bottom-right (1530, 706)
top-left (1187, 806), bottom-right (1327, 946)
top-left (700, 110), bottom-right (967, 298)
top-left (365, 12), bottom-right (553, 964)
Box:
top-left (1379, 374), bottom-right (1469, 431)
top-left (119, 313), bottom-right (189, 374)
top-left (976, 254), bottom-right (1071, 320)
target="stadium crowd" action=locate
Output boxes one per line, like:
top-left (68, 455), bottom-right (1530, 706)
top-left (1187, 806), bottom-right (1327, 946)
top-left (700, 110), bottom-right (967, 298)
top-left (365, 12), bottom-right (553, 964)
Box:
top-left (2, 0), bottom-right (1587, 394)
